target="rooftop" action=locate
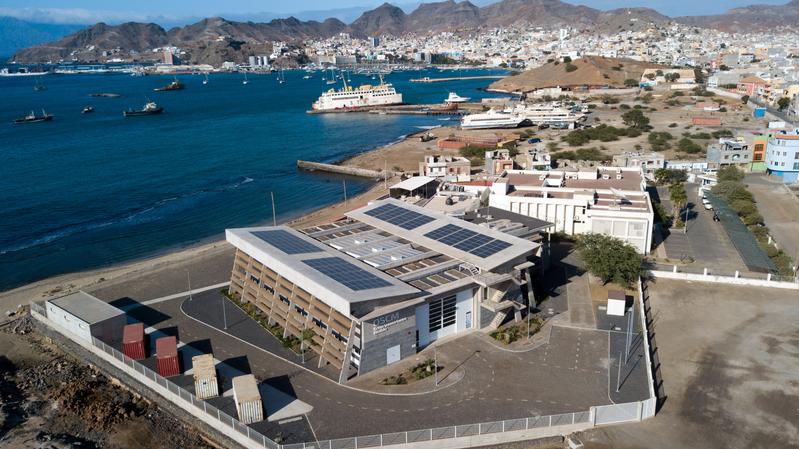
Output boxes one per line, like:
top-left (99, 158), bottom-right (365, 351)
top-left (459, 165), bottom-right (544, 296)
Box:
top-left (48, 291), bottom-right (124, 325)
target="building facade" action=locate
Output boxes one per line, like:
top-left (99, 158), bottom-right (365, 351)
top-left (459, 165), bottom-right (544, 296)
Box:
top-left (706, 138), bottom-right (751, 170)
top-left (226, 199), bottom-right (545, 382)
top-left (489, 167), bottom-right (654, 254)
top-left (765, 130), bottom-right (799, 184)
top-left (419, 155), bottom-right (472, 182)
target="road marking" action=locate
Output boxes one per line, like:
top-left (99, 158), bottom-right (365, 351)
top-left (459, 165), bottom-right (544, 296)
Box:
top-left (121, 282), bottom-right (231, 310)
top-left (278, 417), bottom-right (303, 425)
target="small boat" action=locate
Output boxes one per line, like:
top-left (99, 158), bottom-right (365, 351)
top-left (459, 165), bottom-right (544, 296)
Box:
top-left (89, 92), bottom-right (122, 98)
top-left (34, 83), bottom-right (47, 92)
top-left (153, 78), bottom-right (184, 92)
top-left (123, 101), bottom-right (163, 117)
top-left (243, 72), bottom-right (249, 85)
top-left (202, 73), bottom-right (209, 85)
top-left (278, 69), bottom-right (285, 84)
top-left (14, 109), bottom-right (53, 124)
top-left (445, 92), bottom-right (470, 103)
top-left (303, 74), bottom-right (311, 80)
top-left (82, 106), bottom-right (94, 114)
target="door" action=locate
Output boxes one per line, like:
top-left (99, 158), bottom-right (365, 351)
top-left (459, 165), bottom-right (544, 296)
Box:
top-left (386, 344), bottom-right (401, 365)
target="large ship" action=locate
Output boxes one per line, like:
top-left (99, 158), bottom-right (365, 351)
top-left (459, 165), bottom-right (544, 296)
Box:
top-left (153, 79), bottom-right (184, 92)
top-left (503, 102), bottom-right (585, 127)
top-left (123, 101), bottom-right (163, 117)
top-left (311, 75), bottom-right (402, 112)
top-left (460, 109), bottom-right (525, 130)
top-left (14, 110), bottom-right (53, 124)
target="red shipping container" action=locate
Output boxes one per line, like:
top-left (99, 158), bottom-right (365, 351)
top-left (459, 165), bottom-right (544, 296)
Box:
top-left (122, 323), bottom-right (146, 360)
top-left (156, 336), bottom-right (180, 377)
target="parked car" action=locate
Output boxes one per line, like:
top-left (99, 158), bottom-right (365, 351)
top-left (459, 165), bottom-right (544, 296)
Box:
top-left (527, 137), bottom-right (542, 144)
top-left (704, 202), bottom-right (713, 210)
top-left (538, 123), bottom-right (550, 130)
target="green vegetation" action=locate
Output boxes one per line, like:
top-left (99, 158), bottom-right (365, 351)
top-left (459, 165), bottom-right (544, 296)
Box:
top-left (561, 125), bottom-right (640, 146)
top-left (565, 63), bottom-right (578, 73)
top-left (676, 137), bottom-right (703, 154)
top-left (624, 78), bottom-right (639, 87)
top-left (741, 95), bottom-right (750, 105)
top-left (411, 359), bottom-right (439, 380)
top-left (712, 129), bottom-right (734, 139)
top-left (621, 108), bottom-right (650, 129)
top-left (576, 234), bottom-right (643, 287)
top-left (778, 97), bottom-right (791, 111)
top-left (668, 123), bottom-right (678, 128)
top-left (682, 132), bottom-right (712, 140)
top-left (669, 182), bottom-right (688, 228)
top-left (459, 145), bottom-right (494, 162)
top-left (223, 289), bottom-right (306, 353)
top-left (711, 167), bottom-right (794, 276)
top-left (648, 132), bottom-right (673, 151)
top-left (551, 147), bottom-right (611, 161)
top-left (490, 319), bottom-right (541, 344)
top-left (653, 168), bottom-right (687, 185)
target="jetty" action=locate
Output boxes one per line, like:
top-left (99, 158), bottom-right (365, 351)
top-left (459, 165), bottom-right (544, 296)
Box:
top-left (297, 161), bottom-right (399, 179)
top-left (409, 75), bottom-right (506, 83)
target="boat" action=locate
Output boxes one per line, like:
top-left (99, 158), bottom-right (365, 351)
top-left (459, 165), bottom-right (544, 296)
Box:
top-left (82, 106), bottom-right (94, 114)
top-left (278, 69), bottom-right (285, 84)
top-left (34, 79), bottom-right (47, 91)
top-left (123, 101), bottom-right (163, 117)
top-left (153, 78), bottom-right (184, 92)
top-left (460, 109), bottom-right (525, 130)
top-left (89, 93), bottom-right (122, 98)
top-left (242, 72), bottom-right (249, 85)
top-left (14, 110), bottom-right (53, 124)
top-left (0, 68), bottom-right (48, 77)
top-left (311, 75), bottom-right (403, 111)
top-left (445, 92), bottom-right (470, 103)
top-left (303, 74), bottom-right (311, 80)
top-left (504, 102), bottom-right (585, 127)
top-left (202, 73), bottom-right (209, 85)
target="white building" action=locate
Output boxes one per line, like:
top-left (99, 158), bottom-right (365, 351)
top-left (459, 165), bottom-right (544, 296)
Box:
top-left (419, 155), bottom-right (472, 182)
top-left (489, 167), bottom-right (654, 253)
top-left (45, 291), bottom-right (126, 344)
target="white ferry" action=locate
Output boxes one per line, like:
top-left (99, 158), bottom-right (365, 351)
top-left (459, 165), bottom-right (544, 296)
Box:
top-left (311, 75), bottom-right (402, 111)
top-left (460, 109), bottom-right (525, 130)
top-left (504, 102), bottom-right (585, 126)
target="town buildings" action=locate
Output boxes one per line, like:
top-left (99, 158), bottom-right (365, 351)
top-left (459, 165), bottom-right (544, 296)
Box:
top-left (706, 138), bottom-right (751, 170)
top-left (419, 155), bottom-right (472, 182)
top-left (765, 129), bottom-right (799, 183)
top-left (225, 198), bottom-right (548, 381)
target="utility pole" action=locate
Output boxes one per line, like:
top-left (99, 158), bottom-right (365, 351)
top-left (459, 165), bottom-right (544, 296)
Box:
top-left (624, 307), bottom-right (633, 364)
top-left (343, 179), bottom-right (348, 204)
top-left (270, 192), bottom-right (277, 226)
top-left (187, 270), bottom-right (192, 302)
top-left (616, 350), bottom-right (623, 393)
top-left (384, 160), bottom-right (388, 190)
top-left (434, 345), bottom-right (438, 387)
top-left (222, 296), bottom-right (228, 330)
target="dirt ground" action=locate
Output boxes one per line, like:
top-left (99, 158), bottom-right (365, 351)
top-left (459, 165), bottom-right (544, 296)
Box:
top-left (576, 279), bottom-right (799, 449)
top-left (0, 316), bottom-right (216, 449)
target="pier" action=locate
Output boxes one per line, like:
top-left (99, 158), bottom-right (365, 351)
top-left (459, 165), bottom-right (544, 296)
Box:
top-left (297, 160), bottom-right (399, 179)
top-left (409, 75), bottom-right (506, 83)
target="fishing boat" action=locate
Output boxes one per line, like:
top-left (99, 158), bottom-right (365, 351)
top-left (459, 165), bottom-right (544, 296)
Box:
top-left (242, 72), bottom-right (249, 85)
top-left (123, 101), bottom-right (163, 117)
top-left (278, 69), bottom-right (285, 84)
top-left (153, 78), bottom-right (184, 92)
top-left (14, 110), bottom-right (53, 124)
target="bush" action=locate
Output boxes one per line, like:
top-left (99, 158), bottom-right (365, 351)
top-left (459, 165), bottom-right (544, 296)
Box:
top-left (648, 132), bottom-right (673, 151)
top-left (619, 104), bottom-right (631, 110)
top-left (576, 234), bottom-right (643, 287)
top-left (676, 137), bottom-right (703, 154)
top-left (565, 63), bottom-right (578, 73)
top-left (551, 147), bottom-right (611, 161)
top-left (668, 123), bottom-right (678, 127)
top-left (712, 129), bottom-right (734, 139)
top-left (654, 168), bottom-right (687, 185)
top-left (717, 166), bottom-right (744, 182)
top-left (622, 108), bottom-right (650, 129)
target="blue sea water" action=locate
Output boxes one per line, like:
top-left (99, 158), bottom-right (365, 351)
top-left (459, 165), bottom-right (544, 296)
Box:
top-left (0, 68), bottom-right (508, 290)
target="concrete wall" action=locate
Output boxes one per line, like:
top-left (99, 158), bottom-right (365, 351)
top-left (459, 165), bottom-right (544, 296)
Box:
top-left (359, 305), bottom-right (417, 374)
top-left (649, 269), bottom-right (799, 290)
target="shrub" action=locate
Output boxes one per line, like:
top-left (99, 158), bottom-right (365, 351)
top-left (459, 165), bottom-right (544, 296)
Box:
top-left (677, 137), bottom-right (703, 154)
top-left (576, 234), bottom-right (643, 287)
top-left (668, 123), bottom-right (678, 127)
top-left (565, 63), bottom-right (578, 72)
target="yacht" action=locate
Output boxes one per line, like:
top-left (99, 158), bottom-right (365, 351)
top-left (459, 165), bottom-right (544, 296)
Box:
top-left (460, 109), bottom-right (525, 130)
top-left (445, 92), bottom-right (470, 103)
top-left (311, 75), bottom-right (402, 111)
top-left (504, 102), bottom-right (584, 126)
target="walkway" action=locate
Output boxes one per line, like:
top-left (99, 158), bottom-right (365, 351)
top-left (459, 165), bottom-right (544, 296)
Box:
top-left (565, 267), bottom-right (597, 329)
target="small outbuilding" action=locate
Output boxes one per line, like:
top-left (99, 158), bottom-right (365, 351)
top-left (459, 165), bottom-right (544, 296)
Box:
top-left (606, 290), bottom-right (627, 316)
top-left (389, 176), bottom-right (439, 199)
top-left (45, 291), bottom-right (126, 344)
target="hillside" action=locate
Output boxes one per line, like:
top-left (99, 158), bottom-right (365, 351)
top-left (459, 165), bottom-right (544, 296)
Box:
top-left (0, 17), bottom-right (85, 57)
top-left (676, 0), bottom-right (799, 31)
top-left (489, 56), bottom-right (662, 92)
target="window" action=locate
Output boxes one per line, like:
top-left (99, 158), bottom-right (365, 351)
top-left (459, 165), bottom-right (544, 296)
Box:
top-left (613, 221), bottom-right (627, 237)
top-left (793, 162), bottom-right (799, 170)
top-left (428, 295), bottom-right (457, 332)
top-left (279, 294), bottom-right (290, 305)
top-left (628, 222), bottom-right (645, 238)
top-left (262, 283), bottom-right (274, 295)
top-left (795, 152), bottom-right (799, 160)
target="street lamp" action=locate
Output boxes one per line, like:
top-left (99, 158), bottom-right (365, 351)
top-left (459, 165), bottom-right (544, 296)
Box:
top-left (187, 270), bottom-right (193, 302)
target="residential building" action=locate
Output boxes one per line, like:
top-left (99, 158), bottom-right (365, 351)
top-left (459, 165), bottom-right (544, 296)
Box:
top-left (225, 198), bottom-right (547, 381)
top-left (749, 133), bottom-right (769, 171)
top-left (488, 167), bottom-right (654, 254)
top-left (485, 149), bottom-right (514, 175)
top-left (737, 76), bottom-right (770, 98)
top-left (611, 152), bottom-right (665, 180)
top-left (419, 155), bottom-right (471, 182)
top-left (765, 129), bottom-right (799, 183)
top-left (706, 138), bottom-right (751, 170)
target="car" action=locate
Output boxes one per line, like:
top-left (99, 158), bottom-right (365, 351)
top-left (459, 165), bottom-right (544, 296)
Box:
top-left (702, 198), bottom-right (711, 205)
top-left (537, 124), bottom-right (550, 130)
top-left (527, 138), bottom-right (542, 144)
top-left (704, 202), bottom-right (713, 210)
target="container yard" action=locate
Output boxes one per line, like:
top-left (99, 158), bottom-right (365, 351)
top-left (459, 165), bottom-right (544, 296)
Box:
top-left (122, 322), bottom-right (146, 360)
top-left (192, 353), bottom-right (219, 399)
top-left (155, 336), bottom-right (180, 377)
top-left (232, 374), bottom-right (263, 424)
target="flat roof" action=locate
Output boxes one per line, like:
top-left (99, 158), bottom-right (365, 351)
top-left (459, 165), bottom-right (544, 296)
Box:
top-left (232, 374), bottom-right (261, 403)
top-left (226, 225), bottom-right (420, 317)
top-left (192, 354), bottom-right (217, 379)
top-left (48, 291), bottom-right (124, 324)
top-left (390, 176), bottom-right (437, 192)
top-left (462, 207), bottom-right (553, 234)
top-left (348, 198), bottom-right (539, 271)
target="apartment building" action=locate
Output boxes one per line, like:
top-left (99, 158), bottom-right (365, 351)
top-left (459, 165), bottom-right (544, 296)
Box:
top-left (765, 129), bottom-right (799, 184)
top-left (706, 138), bottom-right (751, 170)
top-left (419, 155), bottom-right (472, 182)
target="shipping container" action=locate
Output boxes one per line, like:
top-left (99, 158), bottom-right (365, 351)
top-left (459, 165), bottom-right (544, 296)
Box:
top-left (232, 374), bottom-right (263, 424)
top-left (155, 336), bottom-right (180, 377)
top-left (753, 108), bottom-right (766, 118)
top-left (192, 354), bottom-right (219, 399)
top-left (768, 121), bottom-right (786, 129)
top-left (122, 323), bottom-right (146, 360)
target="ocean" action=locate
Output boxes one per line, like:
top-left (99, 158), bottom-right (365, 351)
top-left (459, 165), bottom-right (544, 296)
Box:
top-left (0, 67), bottom-right (508, 291)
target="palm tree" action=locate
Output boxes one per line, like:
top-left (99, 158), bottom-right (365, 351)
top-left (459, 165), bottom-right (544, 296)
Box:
top-left (669, 183), bottom-right (688, 227)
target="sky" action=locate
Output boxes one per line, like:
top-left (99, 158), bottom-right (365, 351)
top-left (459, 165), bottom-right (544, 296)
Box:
top-left (0, 0), bottom-right (791, 25)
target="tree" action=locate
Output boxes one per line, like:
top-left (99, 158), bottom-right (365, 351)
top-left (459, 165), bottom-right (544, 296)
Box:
top-left (621, 108), bottom-right (650, 129)
top-left (576, 234), bottom-right (643, 287)
top-left (741, 95), bottom-right (750, 105)
top-left (717, 166), bottom-right (745, 182)
top-left (624, 78), bottom-right (640, 87)
top-left (654, 168), bottom-right (687, 185)
top-left (562, 56), bottom-right (572, 63)
top-left (669, 182), bottom-right (688, 221)
top-left (565, 63), bottom-right (578, 72)
top-left (777, 97), bottom-right (791, 111)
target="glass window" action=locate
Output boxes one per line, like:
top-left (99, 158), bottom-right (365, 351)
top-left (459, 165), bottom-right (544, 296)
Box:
top-left (628, 222), bottom-right (646, 238)
top-left (793, 162), bottom-right (799, 170)
top-left (592, 219), bottom-right (612, 235)
top-left (613, 220), bottom-right (627, 237)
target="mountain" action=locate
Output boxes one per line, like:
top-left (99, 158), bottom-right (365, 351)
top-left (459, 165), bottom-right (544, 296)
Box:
top-left (676, 1), bottom-right (799, 31)
top-left (167, 16), bottom-right (347, 43)
top-left (350, 3), bottom-right (408, 37)
top-left (406, 0), bottom-right (482, 32)
top-left (595, 8), bottom-right (671, 33)
top-left (0, 17), bottom-right (85, 57)
top-left (480, 0), bottom-right (600, 27)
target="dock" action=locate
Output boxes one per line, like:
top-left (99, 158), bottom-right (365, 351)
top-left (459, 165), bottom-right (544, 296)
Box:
top-left (297, 161), bottom-right (399, 179)
top-left (308, 103), bottom-right (472, 115)
top-left (409, 76), bottom-right (506, 83)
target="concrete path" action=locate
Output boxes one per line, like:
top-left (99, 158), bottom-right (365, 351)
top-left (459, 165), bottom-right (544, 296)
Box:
top-left (565, 267), bottom-right (597, 329)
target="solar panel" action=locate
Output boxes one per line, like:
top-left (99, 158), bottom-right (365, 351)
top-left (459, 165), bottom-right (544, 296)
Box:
top-left (453, 234), bottom-right (493, 252)
top-left (303, 257), bottom-right (392, 291)
top-left (365, 204), bottom-right (436, 230)
top-left (439, 228), bottom-right (478, 245)
top-left (252, 230), bottom-right (322, 254)
top-left (470, 240), bottom-right (511, 258)
top-left (424, 224), bottom-right (461, 240)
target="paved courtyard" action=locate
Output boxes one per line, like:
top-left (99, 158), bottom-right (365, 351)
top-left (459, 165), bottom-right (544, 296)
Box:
top-left (746, 173), bottom-right (799, 263)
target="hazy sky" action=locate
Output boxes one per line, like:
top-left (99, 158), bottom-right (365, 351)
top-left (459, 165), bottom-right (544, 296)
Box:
top-left (0, 0), bottom-right (791, 24)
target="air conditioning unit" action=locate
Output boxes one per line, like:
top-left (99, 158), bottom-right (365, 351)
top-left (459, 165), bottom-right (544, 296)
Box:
top-left (616, 174), bottom-right (623, 179)
top-left (602, 174), bottom-right (610, 180)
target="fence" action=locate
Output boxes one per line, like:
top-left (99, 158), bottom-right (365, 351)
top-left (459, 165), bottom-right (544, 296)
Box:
top-left (649, 268), bottom-right (799, 290)
top-left (30, 290), bottom-right (658, 449)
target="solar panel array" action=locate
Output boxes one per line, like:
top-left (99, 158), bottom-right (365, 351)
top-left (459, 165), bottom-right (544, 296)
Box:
top-left (364, 203), bottom-right (436, 230)
top-left (252, 230), bottom-right (322, 255)
top-left (303, 257), bottom-right (392, 291)
top-left (424, 224), bottom-right (511, 258)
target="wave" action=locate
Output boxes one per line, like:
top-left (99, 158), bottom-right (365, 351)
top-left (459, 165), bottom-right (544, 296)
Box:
top-left (0, 176), bottom-right (256, 255)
